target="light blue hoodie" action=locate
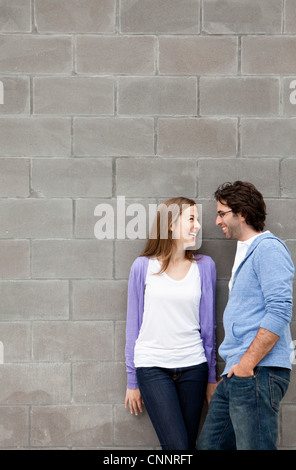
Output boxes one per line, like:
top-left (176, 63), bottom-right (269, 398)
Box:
top-left (219, 232), bottom-right (295, 375)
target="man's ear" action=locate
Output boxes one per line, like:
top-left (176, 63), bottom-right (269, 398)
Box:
top-left (239, 212), bottom-right (246, 223)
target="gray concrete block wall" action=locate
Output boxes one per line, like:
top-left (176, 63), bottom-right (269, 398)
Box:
top-left (0, 0), bottom-right (295, 449)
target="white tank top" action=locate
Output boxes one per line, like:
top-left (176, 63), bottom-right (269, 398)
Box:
top-left (134, 258), bottom-right (207, 368)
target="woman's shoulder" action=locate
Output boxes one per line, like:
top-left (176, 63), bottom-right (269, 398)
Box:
top-left (130, 255), bottom-right (150, 273)
top-left (195, 253), bottom-right (215, 267)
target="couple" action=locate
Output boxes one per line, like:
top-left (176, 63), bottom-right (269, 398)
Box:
top-left (124, 181), bottom-right (294, 451)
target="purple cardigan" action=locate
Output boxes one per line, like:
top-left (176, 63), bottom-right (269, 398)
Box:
top-left (125, 255), bottom-right (217, 388)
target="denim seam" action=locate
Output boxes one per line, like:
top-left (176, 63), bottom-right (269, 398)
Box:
top-left (255, 373), bottom-right (263, 450)
top-left (216, 417), bottom-right (233, 450)
top-left (268, 373), bottom-right (289, 412)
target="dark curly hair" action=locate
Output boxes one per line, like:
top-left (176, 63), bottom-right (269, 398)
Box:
top-left (214, 181), bottom-right (266, 232)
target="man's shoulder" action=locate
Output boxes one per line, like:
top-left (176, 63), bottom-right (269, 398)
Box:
top-left (253, 232), bottom-right (288, 252)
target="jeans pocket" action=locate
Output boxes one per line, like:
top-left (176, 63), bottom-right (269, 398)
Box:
top-left (269, 373), bottom-right (290, 412)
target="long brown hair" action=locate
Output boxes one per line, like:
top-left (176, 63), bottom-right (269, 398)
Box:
top-left (140, 197), bottom-right (200, 274)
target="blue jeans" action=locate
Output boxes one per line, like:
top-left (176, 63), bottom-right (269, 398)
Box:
top-left (136, 362), bottom-right (208, 450)
top-left (197, 366), bottom-right (290, 450)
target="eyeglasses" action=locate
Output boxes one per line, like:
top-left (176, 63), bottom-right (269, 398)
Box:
top-left (216, 210), bottom-right (232, 219)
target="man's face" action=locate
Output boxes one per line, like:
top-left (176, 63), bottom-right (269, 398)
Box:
top-left (216, 201), bottom-right (243, 240)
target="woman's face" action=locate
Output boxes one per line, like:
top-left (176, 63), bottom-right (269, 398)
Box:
top-left (171, 204), bottom-right (201, 250)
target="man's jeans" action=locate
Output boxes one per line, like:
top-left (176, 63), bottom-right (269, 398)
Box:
top-left (197, 366), bottom-right (290, 450)
top-left (136, 362), bottom-right (208, 450)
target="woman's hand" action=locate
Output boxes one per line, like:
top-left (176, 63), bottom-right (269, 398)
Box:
top-left (125, 388), bottom-right (144, 416)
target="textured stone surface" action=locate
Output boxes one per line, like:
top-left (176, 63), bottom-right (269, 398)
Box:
top-left (159, 36), bottom-right (238, 74)
top-left (120, 0), bottom-right (200, 34)
top-left (203, 0), bottom-right (282, 34)
top-left (0, 0), bottom-right (31, 32)
top-left (35, 0), bottom-right (115, 33)
top-left (199, 77), bottom-right (279, 116)
top-left (0, 0), bottom-right (295, 451)
top-left (242, 36), bottom-right (296, 74)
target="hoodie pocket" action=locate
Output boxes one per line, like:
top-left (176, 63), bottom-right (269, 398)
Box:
top-left (231, 322), bottom-right (245, 343)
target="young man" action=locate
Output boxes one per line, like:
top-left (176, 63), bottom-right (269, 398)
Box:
top-left (197, 181), bottom-right (294, 450)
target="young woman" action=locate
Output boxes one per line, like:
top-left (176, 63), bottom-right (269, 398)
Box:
top-left (124, 197), bottom-right (217, 450)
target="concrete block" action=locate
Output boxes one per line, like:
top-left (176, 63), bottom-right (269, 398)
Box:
top-left (285, 0), bottom-right (296, 32)
top-left (35, 0), bottom-right (115, 33)
top-left (118, 77), bottom-right (197, 116)
top-left (33, 77), bottom-right (114, 115)
top-left (0, 35), bottom-right (72, 73)
top-left (203, 0), bottom-right (281, 34)
top-left (281, 405), bottom-right (296, 447)
top-left (198, 239), bottom-right (237, 280)
top-left (215, 280), bottom-right (229, 322)
top-left (0, 322), bottom-right (31, 362)
top-left (32, 321), bottom-right (114, 361)
top-left (116, 158), bottom-right (197, 197)
top-left (283, 369), bottom-right (296, 403)
top-left (75, 199), bottom-right (116, 239)
top-left (200, 77), bottom-right (279, 116)
top-left (31, 158), bottom-right (112, 197)
top-left (241, 119), bottom-right (296, 157)
top-left (198, 158), bottom-right (280, 199)
top-left (32, 240), bottom-right (113, 279)
top-left (31, 405), bottom-right (113, 447)
top-left (115, 321), bottom-right (126, 361)
top-left (0, 281), bottom-right (69, 320)
top-left (74, 118), bottom-right (154, 156)
top-left (120, 0), bottom-right (200, 34)
top-left (114, 405), bottom-right (159, 447)
top-left (0, 118), bottom-right (71, 157)
top-left (76, 35), bottom-right (155, 74)
top-left (242, 36), bottom-right (296, 74)
top-left (115, 240), bottom-right (147, 279)
top-left (73, 280), bottom-right (128, 320)
top-left (0, 240), bottom-right (30, 279)
top-left (0, 158), bottom-right (30, 197)
top-left (0, 199), bottom-right (72, 238)
top-left (0, 0), bottom-right (31, 32)
top-left (281, 159), bottom-right (296, 198)
top-left (265, 200), bottom-right (296, 239)
top-left (158, 118), bottom-right (237, 157)
top-left (159, 36), bottom-right (237, 74)
top-left (0, 364), bottom-right (71, 404)
top-left (73, 362), bottom-right (126, 404)
top-left (0, 77), bottom-right (29, 114)
top-left (0, 407), bottom-right (28, 447)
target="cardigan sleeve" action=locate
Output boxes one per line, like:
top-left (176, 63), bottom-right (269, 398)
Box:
top-left (125, 258), bottom-right (143, 389)
top-left (199, 256), bottom-right (217, 383)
